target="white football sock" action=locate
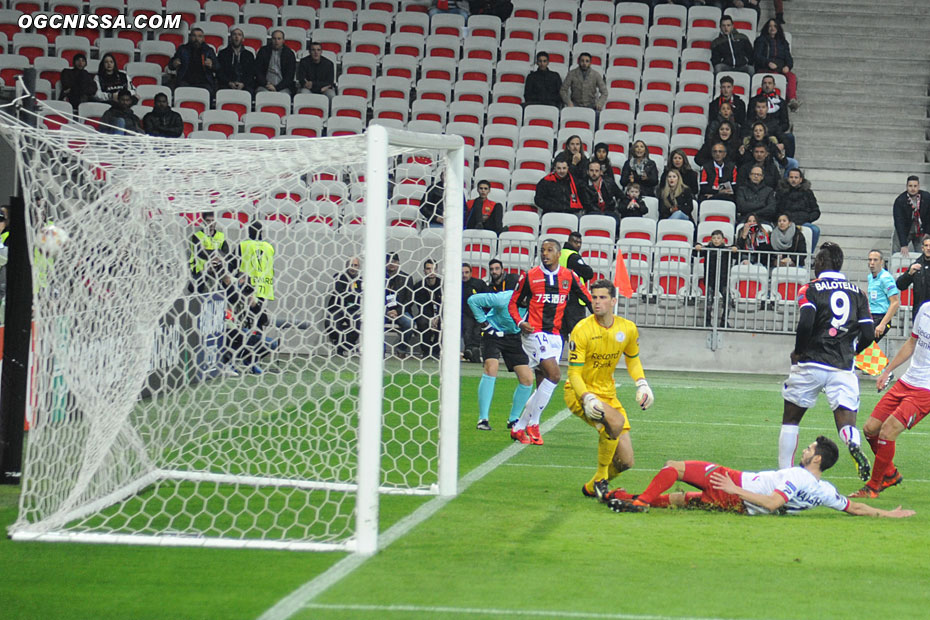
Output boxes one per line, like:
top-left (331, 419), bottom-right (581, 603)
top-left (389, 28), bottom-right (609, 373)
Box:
top-left (514, 389), bottom-right (538, 431)
top-left (839, 425), bottom-right (861, 447)
top-left (528, 379), bottom-right (557, 427)
top-left (778, 424), bottom-right (800, 469)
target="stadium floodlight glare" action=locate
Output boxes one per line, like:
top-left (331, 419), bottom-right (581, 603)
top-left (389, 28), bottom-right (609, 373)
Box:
top-left (0, 99), bottom-right (463, 554)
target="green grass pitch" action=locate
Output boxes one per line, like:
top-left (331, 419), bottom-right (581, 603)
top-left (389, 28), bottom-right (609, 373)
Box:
top-left (2, 368), bottom-right (928, 619)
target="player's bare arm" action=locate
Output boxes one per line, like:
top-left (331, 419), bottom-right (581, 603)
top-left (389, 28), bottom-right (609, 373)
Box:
top-left (877, 335), bottom-right (916, 391)
top-left (709, 471), bottom-right (787, 512)
top-left (845, 501), bottom-right (915, 518)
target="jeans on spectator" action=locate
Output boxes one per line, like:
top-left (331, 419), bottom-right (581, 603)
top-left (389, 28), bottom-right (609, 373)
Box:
top-left (415, 316), bottom-right (441, 358)
top-left (668, 211), bottom-right (691, 221)
top-left (300, 87), bottom-right (335, 101)
top-left (387, 312), bottom-right (416, 354)
top-left (782, 157), bottom-right (799, 175)
top-left (714, 64), bottom-right (754, 76)
top-left (802, 223), bottom-right (820, 252)
top-left (781, 132), bottom-right (796, 158)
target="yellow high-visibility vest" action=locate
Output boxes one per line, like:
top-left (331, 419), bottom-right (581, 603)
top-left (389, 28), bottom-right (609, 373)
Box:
top-left (190, 230), bottom-right (226, 274)
top-left (239, 239), bottom-right (275, 300)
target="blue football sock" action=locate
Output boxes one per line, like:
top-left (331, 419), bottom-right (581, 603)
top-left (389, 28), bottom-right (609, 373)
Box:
top-left (509, 383), bottom-right (533, 423)
top-left (478, 374), bottom-right (496, 421)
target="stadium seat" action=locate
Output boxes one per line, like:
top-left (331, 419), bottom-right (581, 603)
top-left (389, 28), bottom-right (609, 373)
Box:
top-left (539, 40), bottom-right (571, 67)
top-left (499, 38), bottom-right (534, 65)
top-left (556, 128), bottom-right (593, 153)
top-left (506, 188), bottom-right (539, 213)
top-left (138, 40), bottom-right (175, 71)
top-left (430, 12), bottom-right (466, 38)
top-left (669, 134), bottom-right (703, 159)
top-left (579, 214), bottom-right (616, 243)
top-left (687, 27), bottom-right (717, 51)
top-left (326, 117), bottom-right (363, 136)
top-left (478, 145), bottom-right (516, 171)
top-left (188, 130), bottom-right (227, 140)
top-left (544, 0), bottom-right (578, 24)
top-left (485, 103), bottom-right (521, 128)
top-left (695, 221), bottom-right (734, 246)
top-left (611, 22), bottom-right (647, 49)
top-left (380, 54), bottom-right (418, 80)
top-left (236, 24), bottom-right (267, 54)
top-left (136, 84), bottom-right (171, 108)
top-left (688, 5), bottom-right (722, 31)
top-left (258, 199), bottom-right (301, 224)
top-left (652, 257), bottom-right (691, 298)
top-left (512, 147), bottom-right (550, 173)
top-left (605, 66), bottom-right (641, 95)
top-left (615, 2), bottom-right (649, 26)
top-left (175, 107), bottom-right (200, 136)
top-left (445, 121), bottom-right (482, 148)
top-left (607, 43), bottom-right (643, 71)
top-left (367, 0), bottom-right (399, 12)
top-left (318, 7), bottom-right (353, 32)
top-left (679, 69), bottom-right (714, 97)
top-left (419, 57), bottom-right (455, 82)
top-left (503, 17), bottom-right (537, 41)
top-left (355, 9), bottom-right (391, 34)
top-left (464, 36), bottom-right (500, 63)
top-left (285, 114), bottom-right (323, 138)
top-left (458, 59), bottom-right (494, 85)
top-left (389, 32), bottom-right (425, 60)
top-left (657, 219), bottom-right (694, 245)
top-left (495, 61), bottom-right (531, 87)
top-left (471, 167), bottom-right (511, 193)
top-left (681, 47), bottom-right (713, 73)
top-left (634, 131), bottom-right (670, 158)
top-left (124, 62), bottom-right (161, 89)
top-left (725, 7), bottom-right (757, 37)
top-left (329, 95), bottom-right (367, 120)
top-left (482, 124), bottom-right (518, 149)
top-left (604, 90), bottom-right (637, 113)
top-left (300, 201), bottom-right (340, 227)
top-left (34, 57), bottom-right (68, 90)
top-left (512, 0), bottom-right (544, 21)
top-left (336, 74), bottom-right (374, 102)
top-left (648, 25), bottom-right (684, 52)
top-left (698, 200), bottom-right (736, 226)
top-left (174, 87), bottom-right (212, 118)
top-left (244, 111), bottom-right (280, 138)
top-left (453, 81), bottom-right (490, 107)
top-left (511, 169), bottom-right (546, 192)
top-left (310, 28), bottom-right (347, 57)
top-left (619, 218), bottom-right (656, 244)
top-left (206, 1), bottom-right (240, 28)
top-left (349, 31), bottom-right (387, 57)
top-left (502, 211), bottom-right (540, 236)
top-left (202, 110), bottom-right (239, 137)
top-left (675, 91), bottom-right (711, 117)
top-left (593, 128), bottom-right (629, 156)
top-left (55, 35), bottom-right (92, 65)
top-left (641, 68), bottom-right (677, 95)
top-left (391, 183), bottom-right (427, 209)
top-left (464, 229), bottom-right (499, 269)
top-left (560, 107), bottom-right (596, 133)
top-left (498, 231), bottom-right (536, 274)
top-left (490, 82), bottom-right (524, 106)
top-left (672, 112), bottom-right (708, 137)
top-left (0, 55), bottom-right (28, 88)
top-left (578, 21), bottom-right (612, 46)
top-left (729, 264), bottom-right (768, 304)
top-left (541, 212), bottom-right (578, 237)
top-left (256, 91), bottom-right (292, 119)
top-left (639, 90), bottom-right (674, 115)
top-left (654, 3), bottom-right (687, 28)
top-left (518, 126), bottom-right (555, 151)
top-left (416, 78), bottom-right (453, 105)
top-left (769, 266), bottom-right (809, 304)
top-left (523, 105), bottom-right (560, 130)
top-left (410, 98), bottom-right (448, 125)
top-left (394, 12), bottom-right (429, 37)
top-left (12, 34), bottom-right (48, 64)
top-left (406, 119), bottom-right (443, 134)
top-left (570, 41), bottom-right (608, 69)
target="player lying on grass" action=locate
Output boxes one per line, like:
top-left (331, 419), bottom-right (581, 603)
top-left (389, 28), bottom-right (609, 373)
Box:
top-left (564, 279), bottom-right (653, 499)
top-left (850, 301), bottom-right (930, 498)
top-left (607, 436), bottom-right (914, 518)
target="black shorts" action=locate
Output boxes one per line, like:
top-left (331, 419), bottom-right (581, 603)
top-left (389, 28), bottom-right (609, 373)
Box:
top-left (481, 331), bottom-right (529, 371)
top-left (871, 313), bottom-right (891, 343)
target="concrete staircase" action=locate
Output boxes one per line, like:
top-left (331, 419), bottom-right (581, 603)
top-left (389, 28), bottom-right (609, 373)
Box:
top-left (785, 0), bottom-right (930, 276)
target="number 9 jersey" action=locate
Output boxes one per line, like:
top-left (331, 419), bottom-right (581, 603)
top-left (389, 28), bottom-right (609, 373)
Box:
top-left (796, 270), bottom-right (873, 371)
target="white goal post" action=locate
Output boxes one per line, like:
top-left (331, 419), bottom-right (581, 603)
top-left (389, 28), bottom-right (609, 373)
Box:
top-left (0, 100), bottom-right (464, 554)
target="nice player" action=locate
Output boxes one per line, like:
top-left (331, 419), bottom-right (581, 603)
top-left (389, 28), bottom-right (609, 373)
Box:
top-left (608, 436), bottom-right (914, 519)
top-left (508, 238), bottom-right (592, 445)
top-left (564, 279), bottom-right (654, 499)
top-left (850, 299), bottom-right (930, 498)
top-left (780, 243), bottom-right (875, 480)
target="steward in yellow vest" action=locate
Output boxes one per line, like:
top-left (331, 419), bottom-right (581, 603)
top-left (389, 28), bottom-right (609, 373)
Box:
top-left (558, 231), bottom-right (595, 341)
top-left (189, 212), bottom-right (230, 293)
top-left (237, 221), bottom-right (274, 331)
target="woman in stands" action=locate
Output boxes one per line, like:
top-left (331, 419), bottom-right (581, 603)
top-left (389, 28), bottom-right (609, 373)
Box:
top-left (553, 134), bottom-right (589, 182)
top-left (621, 140), bottom-right (659, 197)
top-left (657, 170), bottom-right (694, 222)
top-left (94, 53), bottom-right (133, 104)
top-left (660, 148), bottom-right (699, 196)
top-left (770, 213), bottom-right (807, 267)
top-left (695, 121), bottom-right (741, 167)
top-left (590, 142), bottom-right (617, 182)
top-left (753, 19), bottom-right (799, 110)
top-left (776, 169), bottom-right (820, 250)
top-left (706, 100), bottom-right (742, 142)
top-left (742, 121), bottom-right (800, 173)
top-left (734, 213), bottom-right (773, 266)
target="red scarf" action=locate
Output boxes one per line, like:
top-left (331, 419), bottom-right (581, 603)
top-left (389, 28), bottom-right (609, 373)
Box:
top-left (543, 171), bottom-right (583, 210)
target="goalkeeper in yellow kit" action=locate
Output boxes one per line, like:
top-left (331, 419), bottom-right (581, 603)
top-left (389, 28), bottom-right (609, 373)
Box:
top-left (565, 279), bottom-right (655, 500)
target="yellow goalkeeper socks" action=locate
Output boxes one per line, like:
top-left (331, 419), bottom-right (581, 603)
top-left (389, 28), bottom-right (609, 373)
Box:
top-left (595, 428), bottom-right (619, 481)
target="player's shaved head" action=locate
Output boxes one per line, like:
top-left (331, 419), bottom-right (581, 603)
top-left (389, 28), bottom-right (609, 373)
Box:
top-left (542, 238), bottom-right (561, 252)
top-left (813, 242), bottom-right (843, 276)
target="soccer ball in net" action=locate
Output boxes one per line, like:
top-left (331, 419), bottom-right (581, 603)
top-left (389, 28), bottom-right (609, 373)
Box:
top-left (37, 224), bottom-right (69, 256)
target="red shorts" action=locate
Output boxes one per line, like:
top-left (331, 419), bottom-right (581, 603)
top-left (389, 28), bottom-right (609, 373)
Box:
top-left (684, 462), bottom-right (746, 513)
top-left (871, 379), bottom-right (930, 430)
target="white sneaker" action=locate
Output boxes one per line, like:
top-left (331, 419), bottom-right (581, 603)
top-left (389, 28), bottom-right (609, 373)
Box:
top-left (219, 364), bottom-right (240, 377)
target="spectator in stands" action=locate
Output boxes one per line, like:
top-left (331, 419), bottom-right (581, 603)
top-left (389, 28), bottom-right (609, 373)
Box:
top-left (468, 0), bottom-right (513, 20)
top-left (59, 53), bottom-right (96, 110)
top-left (709, 75), bottom-right (747, 128)
top-left (736, 165), bottom-right (777, 223)
top-left (98, 89), bottom-right (142, 135)
top-left (618, 183), bottom-right (649, 219)
top-left (464, 180), bottom-right (503, 234)
top-left (696, 121), bottom-right (741, 167)
top-left (590, 143), bottom-right (618, 182)
top-left (142, 93), bottom-right (183, 138)
top-left (698, 142), bottom-right (738, 202)
top-left (297, 41), bottom-right (336, 101)
top-left (734, 213), bottom-right (772, 265)
top-left (621, 140), bottom-right (659, 197)
top-left (770, 213), bottom-right (807, 267)
top-left (738, 143), bottom-right (780, 189)
top-left (217, 27), bottom-right (256, 94)
top-left (385, 252), bottom-right (416, 358)
top-left (487, 258), bottom-right (519, 292)
top-left (753, 19), bottom-right (799, 110)
top-left (580, 160), bottom-right (622, 234)
top-left (429, 0), bottom-right (470, 20)
top-left (523, 52), bottom-right (562, 109)
top-left (750, 73), bottom-right (790, 135)
top-left (694, 230), bottom-right (736, 328)
top-left (412, 259), bottom-right (442, 359)
top-left (170, 28), bottom-right (217, 94)
top-left (740, 121), bottom-right (797, 173)
top-left (711, 15), bottom-right (754, 75)
top-left (867, 250), bottom-right (900, 343)
top-left (745, 97), bottom-right (794, 158)
top-left (893, 175), bottom-right (930, 257)
top-left (256, 30), bottom-right (297, 96)
top-left (775, 169), bottom-right (820, 250)
top-left (553, 135), bottom-right (589, 181)
top-left (535, 160), bottom-right (583, 214)
top-left (326, 256), bottom-right (362, 356)
top-left (661, 149), bottom-right (699, 195)
top-left (706, 100), bottom-right (742, 142)
top-left (895, 235), bottom-right (930, 318)
top-left (94, 53), bottom-right (132, 103)
top-left (658, 170), bottom-right (695, 222)
top-left (462, 263), bottom-right (488, 362)
top-left (559, 53), bottom-right (608, 114)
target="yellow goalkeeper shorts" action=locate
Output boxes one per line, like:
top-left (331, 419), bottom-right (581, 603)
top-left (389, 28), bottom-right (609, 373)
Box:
top-left (564, 389), bottom-right (631, 433)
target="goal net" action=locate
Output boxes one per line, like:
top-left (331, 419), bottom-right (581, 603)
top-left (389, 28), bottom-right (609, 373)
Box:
top-left (1, 101), bottom-right (464, 553)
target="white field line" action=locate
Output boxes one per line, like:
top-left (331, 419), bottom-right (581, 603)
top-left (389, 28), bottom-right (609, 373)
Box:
top-left (258, 410), bottom-right (572, 620)
top-left (299, 603), bottom-right (730, 619)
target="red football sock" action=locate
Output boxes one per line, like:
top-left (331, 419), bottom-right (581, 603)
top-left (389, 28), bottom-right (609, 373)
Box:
top-left (865, 432), bottom-right (880, 455)
top-left (651, 494), bottom-right (671, 508)
top-left (637, 466), bottom-right (679, 505)
top-left (869, 439), bottom-right (896, 488)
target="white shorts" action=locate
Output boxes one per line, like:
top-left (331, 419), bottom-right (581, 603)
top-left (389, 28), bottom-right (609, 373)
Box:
top-left (521, 332), bottom-right (563, 369)
top-left (782, 364), bottom-right (860, 411)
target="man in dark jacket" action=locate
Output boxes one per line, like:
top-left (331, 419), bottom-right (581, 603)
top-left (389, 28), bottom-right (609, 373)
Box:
top-left (711, 16), bottom-right (754, 75)
top-left (99, 89), bottom-right (142, 135)
top-left (462, 263), bottom-right (488, 362)
top-left (559, 231), bottom-right (594, 344)
top-left (580, 160), bottom-right (623, 236)
top-left (708, 75), bottom-right (746, 127)
top-left (385, 252), bottom-right (416, 358)
top-left (893, 175), bottom-right (930, 257)
top-left (745, 97), bottom-right (794, 158)
top-left (464, 180), bottom-right (503, 234)
top-left (326, 256), bottom-right (361, 355)
top-left (735, 165), bottom-right (777, 223)
top-left (896, 235), bottom-right (930, 318)
top-left (297, 41), bottom-right (336, 100)
top-left (256, 30), bottom-right (296, 95)
top-left (535, 160), bottom-right (583, 214)
top-left (698, 142), bottom-right (738, 202)
top-left (59, 53), bottom-right (97, 110)
top-left (411, 259), bottom-right (442, 358)
top-left (170, 27), bottom-right (217, 93)
top-left (749, 74), bottom-right (789, 136)
top-left (776, 169), bottom-right (820, 249)
top-left (737, 144), bottom-right (780, 189)
top-left (142, 93), bottom-right (183, 137)
top-left (487, 258), bottom-right (519, 292)
top-left (216, 27), bottom-right (257, 93)
top-left (523, 51), bottom-right (562, 108)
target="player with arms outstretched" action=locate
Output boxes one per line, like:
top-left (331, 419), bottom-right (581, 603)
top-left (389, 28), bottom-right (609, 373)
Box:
top-left (508, 238), bottom-right (592, 445)
top-left (608, 436), bottom-right (914, 519)
top-left (565, 279), bottom-right (654, 499)
top-left (780, 242), bottom-right (874, 480)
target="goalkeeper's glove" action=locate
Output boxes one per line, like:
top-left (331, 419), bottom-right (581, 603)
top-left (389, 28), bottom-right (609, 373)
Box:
top-left (635, 379), bottom-right (654, 410)
top-left (479, 321), bottom-right (504, 338)
top-left (582, 393), bottom-right (605, 422)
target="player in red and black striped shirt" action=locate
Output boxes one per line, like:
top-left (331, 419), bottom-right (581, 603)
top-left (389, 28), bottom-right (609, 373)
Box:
top-left (507, 238), bottom-right (592, 444)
